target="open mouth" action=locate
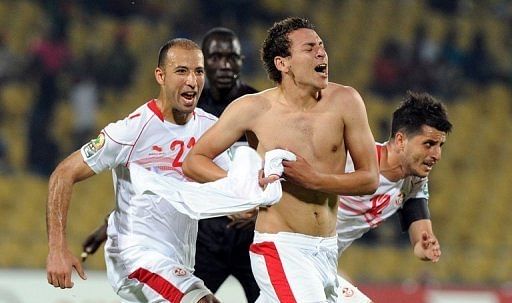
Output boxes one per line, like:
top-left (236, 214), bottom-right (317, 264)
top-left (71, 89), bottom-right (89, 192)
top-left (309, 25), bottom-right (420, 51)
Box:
top-left (423, 161), bottom-right (435, 170)
top-left (314, 63), bottom-right (327, 74)
top-left (181, 91), bottom-right (197, 101)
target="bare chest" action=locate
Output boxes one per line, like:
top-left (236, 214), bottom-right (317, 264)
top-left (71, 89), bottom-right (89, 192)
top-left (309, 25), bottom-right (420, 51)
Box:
top-left (255, 111), bottom-right (344, 160)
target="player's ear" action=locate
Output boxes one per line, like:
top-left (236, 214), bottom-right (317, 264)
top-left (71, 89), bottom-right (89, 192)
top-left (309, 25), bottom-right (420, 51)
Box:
top-left (395, 131), bottom-right (406, 152)
top-left (155, 66), bottom-right (165, 85)
top-left (274, 56), bottom-right (289, 73)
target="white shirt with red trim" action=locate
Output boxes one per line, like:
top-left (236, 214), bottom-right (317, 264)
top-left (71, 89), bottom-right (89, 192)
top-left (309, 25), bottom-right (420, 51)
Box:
top-left (336, 143), bottom-right (429, 255)
top-left (80, 99), bottom-right (230, 243)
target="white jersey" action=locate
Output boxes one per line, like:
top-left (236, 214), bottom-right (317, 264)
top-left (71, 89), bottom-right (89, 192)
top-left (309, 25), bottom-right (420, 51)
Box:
top-left (337, 143), bottom-right (429, 254)
top-left (80, 100), bottom-right (230, 299)
top-left (80, 99), bottom-right (230, 246)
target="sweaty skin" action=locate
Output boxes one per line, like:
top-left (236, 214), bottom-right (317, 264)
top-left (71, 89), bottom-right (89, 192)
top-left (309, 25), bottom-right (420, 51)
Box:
top-left (183, 28), bottom-right (378, 238)
top-left (184, 84), bottom-right (378, 237)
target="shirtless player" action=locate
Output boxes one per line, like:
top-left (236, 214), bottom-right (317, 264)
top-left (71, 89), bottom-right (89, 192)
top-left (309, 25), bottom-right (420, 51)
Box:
top-left (183, 17), bottom-right (379, 302)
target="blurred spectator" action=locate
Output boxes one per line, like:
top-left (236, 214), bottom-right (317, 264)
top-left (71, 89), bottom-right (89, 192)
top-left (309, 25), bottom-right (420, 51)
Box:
top-left (370, 39), bottom-right (407, 99)
top-left (26, 24), bottom-right (71, 176)
top-left (405, 23), bottom-right (440, 94)
top-left (0, 138), bottom-right (11, 175)
top-left (98, 26), bottom-right (136, 94)
top-left (464, 30), bottom-right (497, 86)
top-left (0, 34), bottom-right (20, 174)
top-left (0, 34), bottom-right (20, 84)
top-left (436, 26), bottom-right (465, 99)
top-left (69, 51), bottom-right (100, 150)
top-left (428, 0), bottom-right (460, 15)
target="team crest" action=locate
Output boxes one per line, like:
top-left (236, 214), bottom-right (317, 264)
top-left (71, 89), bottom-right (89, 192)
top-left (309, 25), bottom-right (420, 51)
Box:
top-left (421, 183), bottom-right (429, 198)
top-left (173, 267), bottom-right (188, 277)
top-left (342, 287), bottom-right (354, 297)
top-left (82, 133), bottom-right (105, 158)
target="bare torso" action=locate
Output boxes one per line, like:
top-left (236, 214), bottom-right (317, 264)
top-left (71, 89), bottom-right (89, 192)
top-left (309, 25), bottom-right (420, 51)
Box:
top-left (249, 84), bottom-right (348, 237)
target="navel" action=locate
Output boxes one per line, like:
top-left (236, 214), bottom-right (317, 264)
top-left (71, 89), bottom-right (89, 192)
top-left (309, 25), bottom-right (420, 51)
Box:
top-left (331, 145), bottom-right (338, 152)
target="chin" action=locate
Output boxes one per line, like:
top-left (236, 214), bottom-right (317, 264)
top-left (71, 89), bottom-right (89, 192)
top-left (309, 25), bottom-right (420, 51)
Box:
top-left (317, 78), bottom-right (329, 89)
top-left (215, 82), bottom-right (235, 90)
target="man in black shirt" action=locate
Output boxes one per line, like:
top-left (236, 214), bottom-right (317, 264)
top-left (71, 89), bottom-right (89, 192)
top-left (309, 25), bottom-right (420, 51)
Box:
top-left (194, 27), bottom-right (259, 303)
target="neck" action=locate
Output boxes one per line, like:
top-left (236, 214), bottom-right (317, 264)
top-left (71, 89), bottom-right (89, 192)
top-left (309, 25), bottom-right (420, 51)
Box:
top-left (278, 80), bottom-right (321, 110)
top-left (156, 98), bottom-right (191, 125)
top-left (380, 142), bottom-right (407, 181)
top-left (209, 83), bottom-right (236, 104)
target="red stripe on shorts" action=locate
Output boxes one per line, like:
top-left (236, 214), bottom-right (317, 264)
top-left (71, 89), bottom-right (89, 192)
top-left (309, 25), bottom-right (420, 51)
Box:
top-left (128, 267), bottom-right (184, 302)
top-left (250, 241), bottom-right (297, 303)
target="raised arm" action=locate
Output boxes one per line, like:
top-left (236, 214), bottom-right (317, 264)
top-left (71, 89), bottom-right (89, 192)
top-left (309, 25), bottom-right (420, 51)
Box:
top-left (183, 96), bottom-right (255, 182)
top-left (46, 151), bottom-right (95, 288)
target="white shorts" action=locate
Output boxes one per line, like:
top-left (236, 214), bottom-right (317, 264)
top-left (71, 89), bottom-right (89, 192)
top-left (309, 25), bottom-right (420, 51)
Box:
top-left (249, 231), bottom-right (339, 303)
top-left (336, 275), bottom-right (372, 303)
top-left (105, 244), bottom-right (208, 302)
top-left (104, 194), bottom-right (208, 302)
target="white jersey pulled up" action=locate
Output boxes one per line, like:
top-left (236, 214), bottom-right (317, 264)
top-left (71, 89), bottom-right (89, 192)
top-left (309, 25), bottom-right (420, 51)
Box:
top-left (336, 143), bottom-right (429, 255)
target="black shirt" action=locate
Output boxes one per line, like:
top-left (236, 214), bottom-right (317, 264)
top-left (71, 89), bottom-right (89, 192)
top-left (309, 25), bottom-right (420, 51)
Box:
top-left (198, 81), bottom-right (258, 118)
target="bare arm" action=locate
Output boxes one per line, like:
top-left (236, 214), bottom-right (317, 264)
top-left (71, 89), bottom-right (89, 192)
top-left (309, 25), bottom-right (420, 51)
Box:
top-left (46, 151), bottom-right (95, 288)
top-left (409, 219), bottom-right (441, 262)
top-left (183, 96), bottom-right (255, 182)
top-left (283, 88), bottom-right (379, 195)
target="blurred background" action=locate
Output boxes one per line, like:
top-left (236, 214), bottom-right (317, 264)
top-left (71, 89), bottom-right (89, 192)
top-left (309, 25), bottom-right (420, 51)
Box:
top-left (0, 0), bottom-right (511, 302)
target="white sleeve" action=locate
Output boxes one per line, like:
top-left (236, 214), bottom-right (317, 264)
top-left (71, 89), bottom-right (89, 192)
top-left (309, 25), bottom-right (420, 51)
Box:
top-left (80, 119), bottom-right (136, 173)
top-left (213, 150), bottom-right (231, 171)
top-left (406, 177), bottom-right (429, 200)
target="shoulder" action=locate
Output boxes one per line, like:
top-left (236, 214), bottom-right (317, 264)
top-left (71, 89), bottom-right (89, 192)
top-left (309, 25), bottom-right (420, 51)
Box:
top-left (225, 89), bottom-right (273, 113)
top-left (103, 100), bottom-right (159, 144)
top-left (325, 83), bottom-right (364, 105)
top-left (194, 107), bottom-right (219, 123)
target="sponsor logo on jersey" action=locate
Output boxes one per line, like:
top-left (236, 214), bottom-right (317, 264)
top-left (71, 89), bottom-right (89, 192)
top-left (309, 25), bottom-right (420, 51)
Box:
top-left (82, 133), bottom-right (105, 158)
top-left (173, 267), bottom-right (188, 277)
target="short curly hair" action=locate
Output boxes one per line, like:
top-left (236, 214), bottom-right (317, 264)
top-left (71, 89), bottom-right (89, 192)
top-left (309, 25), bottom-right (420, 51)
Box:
top-left (391, 91), bottom-right (453, 138)
top-left (261, 17), bottom-right (315, 83)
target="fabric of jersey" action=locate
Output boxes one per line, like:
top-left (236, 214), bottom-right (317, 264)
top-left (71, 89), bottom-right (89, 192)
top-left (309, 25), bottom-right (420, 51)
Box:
top-left (80, 99), bottom-right (229, 302)
top-left (336, 143), bottom-right (429, 255)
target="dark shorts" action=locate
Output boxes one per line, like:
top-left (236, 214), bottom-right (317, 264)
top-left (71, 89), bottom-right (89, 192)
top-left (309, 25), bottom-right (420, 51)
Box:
top-left (194, 216), bottom-right (259, 302)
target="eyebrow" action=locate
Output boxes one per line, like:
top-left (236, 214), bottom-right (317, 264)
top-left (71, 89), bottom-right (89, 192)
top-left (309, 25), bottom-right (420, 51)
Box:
top-left (302, 40), bottom-right (324, 47)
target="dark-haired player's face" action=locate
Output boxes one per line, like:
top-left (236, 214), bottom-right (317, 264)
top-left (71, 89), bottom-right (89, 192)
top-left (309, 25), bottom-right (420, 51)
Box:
top-left (286, 28), bottom-right (328, 89)
top-left (402, 125), bottom-right (446, 178)
top-left (204, 36), bottom-right (242, 90)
